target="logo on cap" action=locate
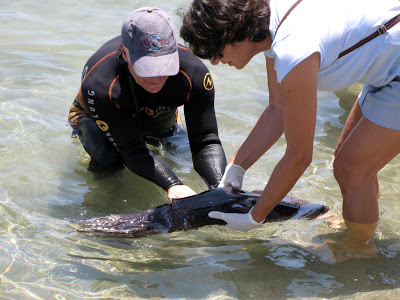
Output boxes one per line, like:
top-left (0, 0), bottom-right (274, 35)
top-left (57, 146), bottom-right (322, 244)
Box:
top-left (142, 35), bottom-right (169, 50)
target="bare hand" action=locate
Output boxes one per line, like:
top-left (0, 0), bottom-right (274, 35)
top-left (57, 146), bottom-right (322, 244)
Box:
top-left (167, 184), bottom-right (196, 201)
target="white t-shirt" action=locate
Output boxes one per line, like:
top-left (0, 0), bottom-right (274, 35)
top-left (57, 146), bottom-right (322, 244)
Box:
top-left (264, 0), bottom-right (400, 90)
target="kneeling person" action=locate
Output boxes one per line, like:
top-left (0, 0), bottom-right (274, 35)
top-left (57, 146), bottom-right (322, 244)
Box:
top-left (68, 7), bottom-right (226, 200)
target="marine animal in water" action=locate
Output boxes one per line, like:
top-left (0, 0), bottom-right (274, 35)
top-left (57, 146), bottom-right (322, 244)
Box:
top-left (72, 188), bottom-right (329, 238)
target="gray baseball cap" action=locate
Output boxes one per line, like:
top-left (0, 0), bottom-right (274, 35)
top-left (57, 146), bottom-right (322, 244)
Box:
top-left (121, 7), bottom-right (179, 77)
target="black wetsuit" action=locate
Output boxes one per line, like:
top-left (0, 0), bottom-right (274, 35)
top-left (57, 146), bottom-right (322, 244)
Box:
top-left (68, 36), bottom-right (226, 191)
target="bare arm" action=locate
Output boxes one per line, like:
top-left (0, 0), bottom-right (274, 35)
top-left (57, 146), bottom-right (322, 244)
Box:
top-left (252, 52), bottom-right (320, 222)
top-left (230, 55), bottom-right (285, 169)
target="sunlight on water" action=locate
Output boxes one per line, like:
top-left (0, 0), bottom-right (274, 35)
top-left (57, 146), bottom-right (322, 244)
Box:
top-left (2, 0), bottom-right (400, 299)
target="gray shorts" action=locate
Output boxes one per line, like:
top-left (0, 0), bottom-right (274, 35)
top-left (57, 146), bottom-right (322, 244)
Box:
top-left (359, 76), bottom-right (400, 130)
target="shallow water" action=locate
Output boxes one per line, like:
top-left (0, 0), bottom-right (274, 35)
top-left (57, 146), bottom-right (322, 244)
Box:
top-left (1, 0), bottom-right (400, 299)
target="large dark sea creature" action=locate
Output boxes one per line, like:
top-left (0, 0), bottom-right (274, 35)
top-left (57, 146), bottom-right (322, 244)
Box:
top-left (72, 188), bottom-right (329, 238)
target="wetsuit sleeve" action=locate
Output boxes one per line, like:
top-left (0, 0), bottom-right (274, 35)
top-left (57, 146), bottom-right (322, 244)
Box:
top-left (82, 91), bottom-right (182, 191)
top-left (184, 85), bottom-right (227, 189)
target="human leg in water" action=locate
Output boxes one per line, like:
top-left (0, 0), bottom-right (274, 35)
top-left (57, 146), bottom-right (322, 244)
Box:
top-left (335, 99), bottom-right (380, 198)
top-left (323, 99), bottom-right (379, 231)
top-left (332, 114), bottom-right (400, 261)
top-left (75, 118), bottom-right (125, 178)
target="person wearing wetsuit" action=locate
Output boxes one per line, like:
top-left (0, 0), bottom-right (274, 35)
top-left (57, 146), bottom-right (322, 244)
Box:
top-left (68, 7), bottom-right (226, 200)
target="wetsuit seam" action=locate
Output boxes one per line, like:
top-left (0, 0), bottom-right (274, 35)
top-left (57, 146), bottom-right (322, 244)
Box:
top-left (109, 75), bottom-right (121, 109)
top-left (179, 70), bottom-right (192, 101)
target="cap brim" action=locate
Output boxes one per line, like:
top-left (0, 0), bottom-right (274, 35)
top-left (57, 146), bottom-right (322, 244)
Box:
top-left (130, 50), bottom-right (179, 77)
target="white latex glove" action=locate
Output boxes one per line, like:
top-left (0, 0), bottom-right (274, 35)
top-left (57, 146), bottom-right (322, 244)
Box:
top-left (167, 184), bottom-right (196, 201)
top-left (208, 208), bottom-right (264, 231)
top-left (218, 164), bottom-right (246, 189)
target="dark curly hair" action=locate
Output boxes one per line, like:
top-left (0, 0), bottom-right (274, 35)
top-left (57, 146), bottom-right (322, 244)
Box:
top-left (180, 0), bottom-right (270, 59)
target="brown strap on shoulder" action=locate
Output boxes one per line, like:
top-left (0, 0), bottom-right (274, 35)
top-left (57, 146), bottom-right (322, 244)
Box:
top-left (338, 13), bottom-right (400, 58)
top-left (275, 0), bottom-right (303, 36)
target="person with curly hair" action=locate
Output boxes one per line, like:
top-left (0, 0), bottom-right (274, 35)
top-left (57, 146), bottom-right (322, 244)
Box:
top-left (180, 0), bottom-right (400, 256)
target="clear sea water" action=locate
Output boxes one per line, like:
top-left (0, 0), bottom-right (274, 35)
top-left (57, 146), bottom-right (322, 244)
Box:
top-left (1, 0), bottom-right (400, 299)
